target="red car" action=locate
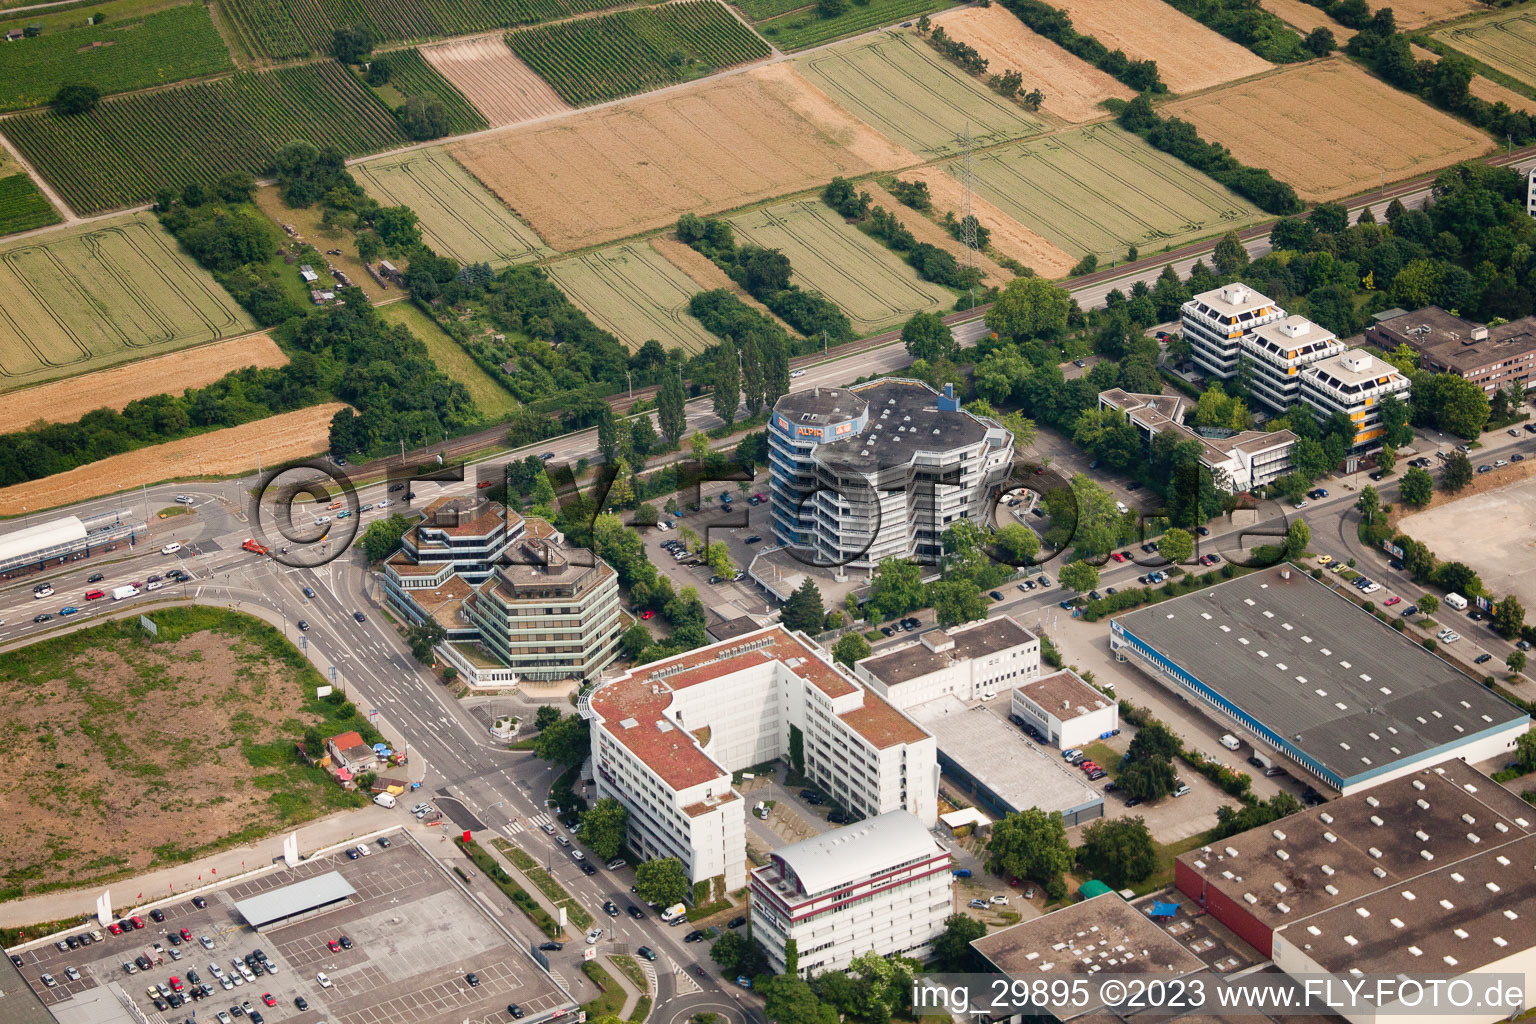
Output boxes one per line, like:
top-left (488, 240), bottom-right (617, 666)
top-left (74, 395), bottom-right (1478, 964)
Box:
top-left (108, 922), bottom-right (122, 935)
top-left (327, 939), bottom-right (341, 952)
top-left (641, 610), bottom-right (654, 620)
top-left (1080, 761), bottom-right (1099, 773)
top-left (179, 928), bottom-right (192, 942)
top-left (1384, 596), bottom-right (1402, 607)
top-left (753, 493), bottom-right (766, 501)
top-left (169, 977), bottom-right (184, 993)
top-left (1110, 552), bottom-right (1127, 562)
top-left (129, 916), bottom-right (144, 930)
top-left (263, 993), bottom-right (277, 1007)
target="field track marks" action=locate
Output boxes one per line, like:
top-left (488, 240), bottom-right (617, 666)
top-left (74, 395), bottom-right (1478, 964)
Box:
top-left (649, 234), bottom-right (799, 334)
top-left (421, 35), bottom-right (571, 126)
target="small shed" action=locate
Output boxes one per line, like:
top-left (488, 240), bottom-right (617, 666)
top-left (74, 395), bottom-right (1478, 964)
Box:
top-left (5, 29), bottom-right (23, 41)
top-left (1078, 879), bottom-right (1113, 901)
top-left (299, 264), bottom-right (318, 283)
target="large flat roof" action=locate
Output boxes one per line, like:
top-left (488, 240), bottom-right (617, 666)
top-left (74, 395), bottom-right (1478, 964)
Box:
top-left (0, 516), bottom-right (85, 565)
top-left (860, 617), bottom-right (1035, 686)
top-left (907, 696), bottom-right (1102, 816)
top-left (813, 379), bottom-right (999, 474)
top-left (233, 871), bottom-right (356, 928)
top-left (765, 810), bottom-right (941, 898)
top-left (1112, 570), bottom-right (1528, 787)
top-left (1017, 670), bottom-right (1112, 723)
top-left (1370, 305), bottom-right (1536, 373)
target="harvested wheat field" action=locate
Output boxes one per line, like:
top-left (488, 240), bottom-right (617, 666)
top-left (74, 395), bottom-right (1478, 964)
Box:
top-left (894, 166), bottom-right (1076, 278)
top-left (649, 235), bottom-right (796, 331)
top-left (1392, 0), bottom-right (1481, 30)
top-left (0, 333), bottom-right (286, 433)
top-left (1052, 0), bottom-right (1269, 93)
top-left (449, 63), bottom-right (918, 251)
top-left (1470, 74), bottom-right (1536, 116)
top-left (421, 35), bottom-right (570, 127)
top-left (862, 182), bottom-right (1011, 286)
top-left (927, 6), bottom-right (1132, 122)
top-left (1167, 59), bottom-right (1492, 202)
top-left (0, 403), bottom-right (346, 514)
top-left (1261, 0), bottom-right (1353, 39)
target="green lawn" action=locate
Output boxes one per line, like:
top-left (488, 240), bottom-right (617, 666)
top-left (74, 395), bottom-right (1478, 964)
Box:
top-left (380, 301), bottom-right (519, 421)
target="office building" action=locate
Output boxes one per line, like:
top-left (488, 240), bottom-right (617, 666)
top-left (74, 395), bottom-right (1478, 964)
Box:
top-left (768, 378), bottom-right (1013, 570)
top-left (1239, 314), bottom-right (1345, 412)
top-left (1097, 390), bottom-right (1296, 492)
top-left (750, 811), bottom-right (952, 976)
top-left (1110, 569), bottom-right (1528, 796)
top-left (853, 617), bottom-right (1041, 710)
top-left (1182, 283), bottom-right (1286, 380)
top-left (1011, 669), bottom-right (1119, 750)
top-left (585, 627), bottom-right (938, 892)
top-left (1297, 349), bottom-right (1412, 452)
top-left (1367, 306), bottom-right (1536, 396)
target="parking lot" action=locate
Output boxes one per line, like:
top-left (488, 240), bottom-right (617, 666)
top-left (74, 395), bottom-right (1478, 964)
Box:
top-left (645, 476), bottom-right (777, 616)
top-left (9, 832), bottom-right (575, 1024)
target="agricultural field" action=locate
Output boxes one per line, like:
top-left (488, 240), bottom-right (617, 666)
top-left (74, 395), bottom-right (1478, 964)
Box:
top-left (4, 60), bottom-right (406, 215)
top-left (927, 6), bottom-right (1133, 123)
top-left (1470, 73), bottom-right (1536, 115)
top-left (219, 0), bottom-right (628, 61)
top-left (1436, 7), bottom-right (1536, 89)
top-left (756, 0), bottom-right (955, 51)
top-left (507, 1), bottom-right (770, 106)
top-left (649, 234), bottom-right (797, 330)
top-left (367, 47), bottom-right (489, 136)
top-left (894, 166), bottom-right (1074, 277)
top-left (0, 213), bottom-right (255, 395)
top-left (795, 30), bottom-right (1045, 157)
top-left (421, 35), bottom-right (570, 126)
top-left (0, 332), bottom-right (286, 433)
top-left (0, 151), bottom-right (59, 236)
top-left (729, 199), bottom-right (955, 334)
top-left (0, 402), bottom-right (345, 513)
top-left (380, 300), bottom-right (519, 418)
top-left (862, 181), bottom-right (1011, 286)
top-left (1260, 0), bottom-right (1354, 39)
top-left (355, 147), bottom-right (553, 267)
top-left (546, 242), bottom-right (721, 354)
top-left (0, 3), bottom-right (231, 112)
top-left (450, 63), bottom-right (916, 251)
top-left (1166, 58), bottom-right (1493, 202)
top-left (1389, 0), bottom-right (1482, 31)
top-left (962, 125), bottom-right (1259, 264)
top-left (1050, 0), bottom-right (1269, 93)
top-left (0, 606), bottom-right (375, 897)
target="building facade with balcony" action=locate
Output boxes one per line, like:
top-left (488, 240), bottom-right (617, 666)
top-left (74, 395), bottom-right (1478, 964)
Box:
top-left (1097, 389), bottom-right (1296, 492)
top-left (750, 811), bottom-right (951, 976)
top-left (586, 627), bottom-right (938, 893)
top-left (1239, 314), bottom-right (1346, 412)
top-left (1182, 283), bottom-right (1287, 380)
top-left (768, 379), bottom-right (1013, 571)
top-left (1298, 349), bottom-right (1412, 452)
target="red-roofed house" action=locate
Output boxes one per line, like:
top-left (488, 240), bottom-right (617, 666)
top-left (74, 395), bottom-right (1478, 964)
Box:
top-left (327, 731), bottom-right (375, 774)
top-left (586, 626), bottom-right (937, 891)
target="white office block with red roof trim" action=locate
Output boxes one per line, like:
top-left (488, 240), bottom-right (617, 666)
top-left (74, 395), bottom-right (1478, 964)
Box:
top-left (586, 626), bottom-right (938, 892)
top-left (750, 811), bottom-right (952, 976)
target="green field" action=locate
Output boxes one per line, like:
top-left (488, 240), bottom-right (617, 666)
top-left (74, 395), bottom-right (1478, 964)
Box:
top-left (963, 124), bottom-right (1260, 261)
top-left (756, 0), bottom-right (954, 50)
top-left (729, 200), bottom-right (954, 333)
top-left (0, 173), bottom-right (61, 236)
top-left (0, 212), bottom-right (254, 393)
top-left (368, 48), bottom-right (489, 136)
top-left (220, 0), bottom-right (627, 60)
top-left (1436, 8), bottom-right (1536, 89)
top-left (734, 0), bottom-right (809, 20)
top-left (545, 241), bottom-right (720, 354)
top-left (507, 1), bottom-right (771, 105)
top-left (797, 30), bottom-right (1044, 157)
top-left (0, 3), bottom-right (232, 112)
top-left (380, 300), bottom-right (519, 419)
top-left (5, 60), bottom-right (406, 215)
top-left (354, 147), bottom-right (552, 266)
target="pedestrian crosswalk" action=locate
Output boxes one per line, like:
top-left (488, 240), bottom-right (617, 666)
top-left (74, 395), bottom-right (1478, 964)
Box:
top-left (503, 812), bottom-right (554, 837)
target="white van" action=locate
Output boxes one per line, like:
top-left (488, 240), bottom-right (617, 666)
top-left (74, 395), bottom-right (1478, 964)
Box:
top-left (1445, 592), bottom-right (1468, 611)
top-left (373, 792), bottom-right (396, 808)
top-left (161, 542), bottom-right (181, 555)
top-left (1114, 501), bottom-right (1129, 514)
top-left (1219, 734), bottom-right (1240, 751)
top-left (660, 903), bottom-right (687, 923)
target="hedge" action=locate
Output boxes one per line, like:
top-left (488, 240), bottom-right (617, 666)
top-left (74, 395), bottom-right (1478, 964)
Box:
top-left (455, 837), bottom-right (562, 938)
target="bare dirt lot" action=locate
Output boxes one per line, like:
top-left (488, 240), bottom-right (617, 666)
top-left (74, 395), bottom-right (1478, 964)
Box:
top-left (421, 34), bottom-right (570, 127)
top-left (0, 333), bottom-right (287, 433)
top-left (928, 5), bottom-right (1133, 122)
top-left (0, 607), bottom-right (365, 898)
top-left (1166, 58), bottom-right (1493, 202)
top-left (1398, 467), bottom-right (1536, 613)
top-left (0, 402), bottom-right (345, 514)
top-left (1051, 0), bottom-right (1270, 93)
top-left (894, 165), bottom-right (1077, 278)
top-left (449, 62), bottom-right (918, 251)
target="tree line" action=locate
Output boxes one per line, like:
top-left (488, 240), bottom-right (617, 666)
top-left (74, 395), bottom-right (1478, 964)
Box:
top-left (822, 178), bottom-right (990, 300)
top-left (994, 0), bottom-right (1164, 93)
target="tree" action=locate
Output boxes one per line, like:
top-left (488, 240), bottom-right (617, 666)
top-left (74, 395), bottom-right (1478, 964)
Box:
top-left (1127, 720), bottom-right (1180, 764)
top-left (1378, 394), bottom-right (1413, 450)
top-left (986, 808), bottom-right (1073, 897)
top-left (331, 24), bottom-right (374, 62)
top-left (361, 513), bottom-right (413, 562)
top-left (1285, 519), bottom-right (1310, 559)
top-left (621, 622), bottom-right (652, 660)
top-left (396, 95), bottom-right (449, 140)
top-left (1119, 757), bottom-right (1176, 802)
top-left (712, 338), bottom-right (740, 426)
top-left (901, 310), bottom-right (956, 362)
top-left (867, 558), bottom-right (927, 621)
top-left (1059, 560), bottom-right (1100, 594)
top-left (1509, 650), bottom-right (1527, 676)
top-left (52, 82), bottom-right (100, 115)
top-left (1417, 593), bottom-right (1439, 616)
top-left (994, 523), bottom-right (1041, 563)
top-left (1493, 595), bottom-right (1526, 639)
top-left (1305, 26), bottom-right (1336, 54)
top-left (1077, 817), bottom-right (1157, 887)
top-left (1157, 528), bottom-right (1194, 565)
top-left (832, 631), bottom-right (872, 668)
top-left (931, 914), bottom-right (987, 972)
top-left (406, 617), bottom-right (446, 663)
top-left (985, 276), bottom-right (1071, 341)
top-left (535, 705), bottom-right (562, 730)
top-left (740, 334), bottom-right (764, 416)
top-left (658, 373), bottom-right (687, 443)
top-left (1212, 231), bottom-right (1248, 276)
top-left (579, 798), bottom-right (629, 862)
top-left (635, 857), bottom-right (689, 907)
top-left (534, 714), bottom-right (590, 765)
top-left (781, 578), bottom-right (826, 633)
top-left (1400, 465), bottom-right (1433, 507)
top-left (1442, 451), bottom-right (1473, 492)
top-left (933, 578), bottom-right (988, 628)
top-left (762, 976), bottom-right (837, 1024)
top-left (1435, 375), bottom-right (1492, 438)
top-left (1356, 485), bottom-right (1380, 523)
top-left (705, 541), bottom-right (735, 579)
top-left (711, 931), bottom-right (748, 973)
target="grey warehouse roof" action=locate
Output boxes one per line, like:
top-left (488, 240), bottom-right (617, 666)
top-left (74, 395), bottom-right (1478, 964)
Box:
top-left (234, 871), bottom-right (356, 928)
top-left (1112, 571), bottom-right (1528, 786)
top-left (771, 810), bottom-right (939, 897)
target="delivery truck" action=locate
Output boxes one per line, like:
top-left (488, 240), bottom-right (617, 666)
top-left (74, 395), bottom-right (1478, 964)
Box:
top-left (111, 585), bottom-right (138, 601)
